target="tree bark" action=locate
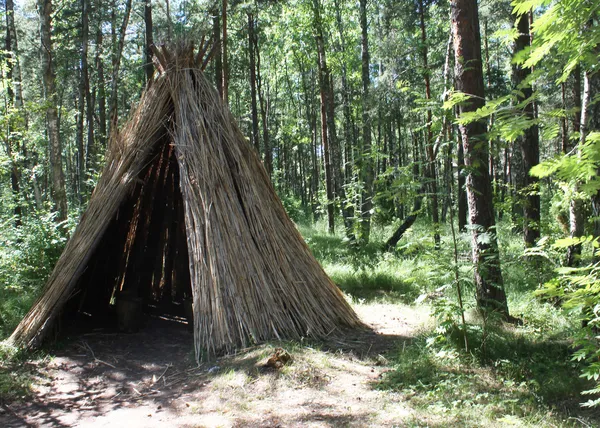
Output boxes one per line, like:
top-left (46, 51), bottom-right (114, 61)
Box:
top-left (5, 0), bottom-right (23, 225)
top-left (165, 0), bottom-right (173, 41)
top-left (457, 131), bottom-right (467, 231)
top-left (144, 0), bottom-right (154, 86)
top-left (451, 0), bottom-right (508, 317)
top-left (212, 9), bottom-right (223, 98)
top-left (96, 26), bottom-right (107, 149)
top-left (108, 0), bottom-right (133, 130)
top-left (589, 67), bottom-right (600, 258)
top-left (418, 0), bottom-right (440, 248)
top-left (359, 0), bottom-right (375, 242)
top-left (248, 13), bottom-right (260, 153)
top-left (221, 0), bottom-right (229, 104)
top-left (513, 12), bottom-right (540, 247)
top-left (312, 0), bottom-right (335, 233)
top-left (566, 65), bottom-right (584, 266)
top-left (255, 30), bottom-right (272, 177)
top-left (39, 0), bottom-right (68, 221)
top-left (6, 0), bottom-right (23, 110)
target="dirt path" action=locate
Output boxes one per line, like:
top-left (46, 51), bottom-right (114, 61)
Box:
top-left (0, 304), bottom-right (429, 427)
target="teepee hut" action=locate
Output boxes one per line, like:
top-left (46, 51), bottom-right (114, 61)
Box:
top-left (9, 44), bottom-right (361, 359)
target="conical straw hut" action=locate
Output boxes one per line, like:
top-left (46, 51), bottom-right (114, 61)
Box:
top-left (8, 44), bottom-right (362, 360)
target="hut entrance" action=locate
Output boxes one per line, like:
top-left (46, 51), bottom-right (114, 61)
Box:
top-left (62, 136), bottom-right (193, 334)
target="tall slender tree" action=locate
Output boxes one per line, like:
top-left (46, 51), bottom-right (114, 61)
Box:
top-left (359, 0), bottom-right (375, 242)
top-left (451, 0), bottom-right (508, 317)
top-left (108, 0), bottom-right (133, 129)
top-left (4, 0), bottom-right (24, 225)
top-left (248, 12), bottom-right (260, 153)
top-left (39, 0), bottom-right (68, 221)
top-left (512, 12), bottom-right (540, 247)
top-left (418, 0), bottom-right (440, 248)
top-left (222, 0), bottom-right (229, 104)
top-left (312, 0), bottom-right (335, 233)
top-left (144, 0), bottom-right (154, 86)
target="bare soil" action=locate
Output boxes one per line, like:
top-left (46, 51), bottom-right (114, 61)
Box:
top-left (0, 304), bottom-right (429, 427)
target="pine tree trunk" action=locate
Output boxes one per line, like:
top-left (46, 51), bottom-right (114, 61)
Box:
top-left (312, 0), bottom-right (335, 233)
top-left (248, 13), bottom-right (260, 153)
top-left (359, 0), bottom-right (375, 242)
top-left (333, 0), bottom-right (356, 239)
top-left (39, 0), bottom-right (68, 222)
top-left (513, 13), bottom-right (540, 247)
top-left (221, 0), bottom-right (229, 104)
top-left (451, 0), bottom-right (508, 317)
top-left (590, 73), bottom-right (600, 259)
top-left (457, 132), bottom-right (467, 231)
top-left (96, 26), bottom-right (107, 149)
top-left (255, 33), bottom-right (272, 177)
top-left (144, 0), bottom-right (154, 86)
top-left (419, 0), bottom-right (440, 248)
top-left (5, 0), bottom-right (23, 225)
top-left (566, 65), bottom-right (584, 266)
top-left (108, 0), bottom-right (133, 130)
top-left (212, 10), bottom-right (222, 98)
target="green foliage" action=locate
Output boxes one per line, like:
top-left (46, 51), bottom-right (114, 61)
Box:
top-left (279, 193), bottom-right (312, 224)
top-left (512, 0), bottom-right (600, 81)
top-left (536, 237), bottom-right (600, 406)
top-left (379, 325), bottom-right (587, 426)
top-left (0, 213), bottom-right (72, 339)
top-left (531, 132), bottom-right (600, 195)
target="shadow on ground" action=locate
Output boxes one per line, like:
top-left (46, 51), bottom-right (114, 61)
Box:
top-left (1, 318), bottom-right (202, 427)
top-left (0, 315), bottom-right (412, 427)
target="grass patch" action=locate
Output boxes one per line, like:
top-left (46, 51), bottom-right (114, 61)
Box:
top-left (379, 323), bottom-right (595, 427)
top-left (0, 342), bottom-right (35, 405)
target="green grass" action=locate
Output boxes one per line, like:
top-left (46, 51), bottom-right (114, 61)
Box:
top-left (299, 217), bottom-right (597, 425)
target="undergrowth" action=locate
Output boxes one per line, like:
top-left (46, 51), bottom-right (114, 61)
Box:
top-left (0, 214), bottom-right (598, 425)
top-left (301, 217), bottom-right (598, 425)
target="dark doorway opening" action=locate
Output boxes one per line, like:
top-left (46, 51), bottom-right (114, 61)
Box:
top-left (61, 136), bottom-right (193, 335)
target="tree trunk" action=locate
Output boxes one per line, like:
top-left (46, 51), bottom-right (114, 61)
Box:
top-left (567, 65), bottom-right (593, 266)
top-left (144, 0), bottom-right (154, 86)
top-left (6, 0), bottom-right (23, 110)
top-left (513, 13), bottom-right (540, 247)
top-left (221, 0), bottom-right (229, 104)
top-left (590, 68), bottom-right (600, 258)
top-left (255, 30), bottom-right (272, 177)
top-left (248, 13), bottom-right (260, 153)
top-left (331, 0), bottom-right (356, 239)
top-left (419, 0), bottom-right (440, 248)
top-left (212, 9), bottom-right (222, 98)
top-left (75, 0), bottom-right (92, 200)
top-left (312, 0), bottom-right (335, 233)
top-left (5, 0), bottom-right (23, 225)
top-left (108, 0), bottom-right (133, 130)
top-left (96, 26), bottom-right (107, 149)
top-left (359, 0), bottom-right (375, 242)
top-left (76, 64), bottom-right (85, 201)
top-left (385, 195), bottom-right (424, 252)
top-left (566, 65), bottom-right (584, 266)
top-left (451, 0), bottom-right (508, 317)
top-left (83, 0), bottom-right (94, 181)
top-left (39, 0), bottom-right (68, 222)
top-left (165, 0), bottom-right (173, 41)
top-left (457, 131), bottom-right (467, 231)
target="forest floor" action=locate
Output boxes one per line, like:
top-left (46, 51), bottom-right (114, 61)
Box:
top-left (2, 299), bottom-right (598, 427)
top-left (0, 302), bottom-right (432, 428)
top-left (2, 223), bottom-right (600, 427)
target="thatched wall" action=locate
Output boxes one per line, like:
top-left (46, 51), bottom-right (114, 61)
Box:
top-left (9, 45), bottom-right (362, 359)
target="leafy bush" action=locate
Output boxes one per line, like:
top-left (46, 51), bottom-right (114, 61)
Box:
top-left (0, 212), bottom-right (72, 338)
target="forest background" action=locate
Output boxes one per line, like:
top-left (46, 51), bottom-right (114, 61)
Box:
top-left (1, 0), bottom-right (600, 423)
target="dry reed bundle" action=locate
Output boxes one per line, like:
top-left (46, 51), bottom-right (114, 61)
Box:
top-left (9, 43), bottom-right (362, 359)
